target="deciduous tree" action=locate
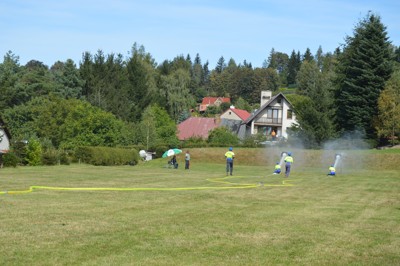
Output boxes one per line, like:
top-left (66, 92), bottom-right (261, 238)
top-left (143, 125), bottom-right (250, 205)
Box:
top-left (375, 69), bottom-right (400, 145)
top-left (291, 60), bottom-right (336, 147)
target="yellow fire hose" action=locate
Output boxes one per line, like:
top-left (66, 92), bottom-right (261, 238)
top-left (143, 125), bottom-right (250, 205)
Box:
top-left (0, 175), bottom-right (295, 195)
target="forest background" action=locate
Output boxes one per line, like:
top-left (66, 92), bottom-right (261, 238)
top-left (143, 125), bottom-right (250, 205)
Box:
top-left (1, 12), bottom-right (399, 165)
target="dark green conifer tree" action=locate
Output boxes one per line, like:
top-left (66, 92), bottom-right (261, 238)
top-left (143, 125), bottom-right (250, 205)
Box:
top-left (0, 51), bottom-right (21, 109)
top-left (302, 48), bottom-right (314, 62)
top-left (335, 13), bottom-right (393, 138)
top-left (287, 50), bottom-right (301, 85)
top-left (215, 56), bottom-right (226, 74)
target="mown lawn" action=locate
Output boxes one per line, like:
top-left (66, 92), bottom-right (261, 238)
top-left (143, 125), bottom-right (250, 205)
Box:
top-left (0, 150), bottom-right (399, 265)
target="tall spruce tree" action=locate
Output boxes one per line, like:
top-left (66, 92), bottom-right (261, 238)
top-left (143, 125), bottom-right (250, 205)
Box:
top-left (302, 48), bottom-right (314, 62)
top-left (0, 51), bottom-right (21, 109)
top-left (215, 56), bottom-right (226, 74)
top-left (394, 46), bottom-right (400, 63)
top-left (287, 50), bottom-right (301, 85)
top-left (50, 59), bottom-right (84, 99)
top-left (315, 46), bottom-right (324, 70)
top-left (127, 44), bottom-right (158, 122)
top-left (190, 53), bottom-right (203, 94)
top-left (267, 49), bottom-right (289, 86)
top-left (335, 13), bottom-right (393, 138)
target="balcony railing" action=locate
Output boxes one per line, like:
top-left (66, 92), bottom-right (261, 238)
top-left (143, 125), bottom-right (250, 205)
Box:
top-left (254, 117), bottom-right (282, 125)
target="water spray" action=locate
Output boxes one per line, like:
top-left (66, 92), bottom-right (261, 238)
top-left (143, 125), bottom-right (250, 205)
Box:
top-left (333, 154), bottom-right (341, 168)
top-left (279, 151), bottom-right (287, 166)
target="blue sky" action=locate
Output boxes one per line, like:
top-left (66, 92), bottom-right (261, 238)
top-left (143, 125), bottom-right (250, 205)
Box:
top-left (1, 0), bottom-right (399, 68)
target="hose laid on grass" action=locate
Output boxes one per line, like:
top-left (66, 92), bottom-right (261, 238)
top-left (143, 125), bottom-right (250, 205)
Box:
top-left (0, 175), bottom-right (295, 195)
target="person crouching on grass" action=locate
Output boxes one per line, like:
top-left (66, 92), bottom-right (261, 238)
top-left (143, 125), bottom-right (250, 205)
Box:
top-left (327, 165), bottom-right (336, 176)
top-left (273, 162), bottom-right (281, 175)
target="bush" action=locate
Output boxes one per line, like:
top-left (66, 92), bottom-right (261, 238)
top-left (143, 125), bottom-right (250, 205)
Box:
top-left (207, 127), bottom-right (239, 147)
top-left (130, 144), bottom-right (146, 152)
top-left (41, 149), bottom-right (71, 165)
top-left (241, 134), bottom-right (266, 148)
top-left (12, 140), bottom-right (28, 165)
top-left (181, 137), bottom-right (208, 148)
top-left (26, 138), bottom-right (43, 166)
top-left (2, 152), bottom-right (19, 167)
top-left (75, 146), bottom-right (139, 166)
top-left (42, 149), bottom-right (60, 165)
top-left (59, 151), bottom-right (71, 165)
top-left (152, 145), bottom-right (169, 159)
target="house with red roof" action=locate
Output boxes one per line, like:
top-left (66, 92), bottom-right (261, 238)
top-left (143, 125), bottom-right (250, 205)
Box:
top-left (177, 117), bottom-right (219, 140)
top-left (199, 97), bottom-right (230, 112)
top-left (219, 107), bottom-right (251, 137)
top-left (220, 107), bottom-right (251, 121)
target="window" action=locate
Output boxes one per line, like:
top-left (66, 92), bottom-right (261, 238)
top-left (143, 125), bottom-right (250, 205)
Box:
top-left (287, 109), bottom-right (293, 119)
top-left (266, 108), bottom-right (281, 124)
top-left (277, 98), bottom-right (282, 104)
top-left (267, 108), bottom-right (280, 118)
top-left (273, 109), bottom-right (279, 119)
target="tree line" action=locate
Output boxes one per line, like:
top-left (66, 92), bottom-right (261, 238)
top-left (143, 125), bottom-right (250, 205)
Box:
top-left (0, 12), bottom-right (399, 154)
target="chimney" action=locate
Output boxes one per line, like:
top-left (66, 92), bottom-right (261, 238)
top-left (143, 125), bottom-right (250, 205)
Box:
top-left (261, 91), bottom-right (272, 106)
top-left (214, 115), bottom-right (221, 125)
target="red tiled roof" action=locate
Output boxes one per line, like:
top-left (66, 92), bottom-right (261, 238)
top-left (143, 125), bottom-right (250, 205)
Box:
top-left (177, 117), bottom-right (219, 140)
top-left (201, 97), bottom-right (230, 105)
top-left (229, 108), bottom-right (251, 121)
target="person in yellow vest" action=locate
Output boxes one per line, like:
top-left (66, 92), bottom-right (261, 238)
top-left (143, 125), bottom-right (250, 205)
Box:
top-left (327, 165), bottom-right (336, 176)
top-left (273, 162), bottom-right (281, 174)
top-left (225, 147), bottom-right (235, 176)
top-left (284, 152), bottom-right (294, 177)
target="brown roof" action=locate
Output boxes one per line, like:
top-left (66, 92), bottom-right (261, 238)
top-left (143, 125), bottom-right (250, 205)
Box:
top-left (177, 117), bottom-right (219, 140)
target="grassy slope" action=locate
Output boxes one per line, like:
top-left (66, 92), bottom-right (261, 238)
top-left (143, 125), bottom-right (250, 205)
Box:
top-left (0, 148), bottom-right (399, 265)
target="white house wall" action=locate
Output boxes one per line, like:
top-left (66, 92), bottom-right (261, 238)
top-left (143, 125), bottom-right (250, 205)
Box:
top-left (281, 99), bottom-right (296, 138)
top-left (247, 98), bottom-right (297, 139)
top-left (0, 128), bottom-right (10, 153)
top-left (220, 110), bottom-right (241, 121)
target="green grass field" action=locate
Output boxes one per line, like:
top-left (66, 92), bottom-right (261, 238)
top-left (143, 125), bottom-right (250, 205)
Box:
top-left (1, 148), bottom-right (399, 265)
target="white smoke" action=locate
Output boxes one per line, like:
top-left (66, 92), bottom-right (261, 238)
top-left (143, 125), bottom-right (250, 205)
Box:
top-left (322, 130), bottom-right (370, 173)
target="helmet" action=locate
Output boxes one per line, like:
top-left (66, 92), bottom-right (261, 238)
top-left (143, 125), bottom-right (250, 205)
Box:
top-left (229, 147), bottom-right (233, 151)
top-left (331, 165), bottom-right (334, 167)
top-left (288, 152), bottom-right (292, 156)
top-left (276, 162), bottom-right (279, 164)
